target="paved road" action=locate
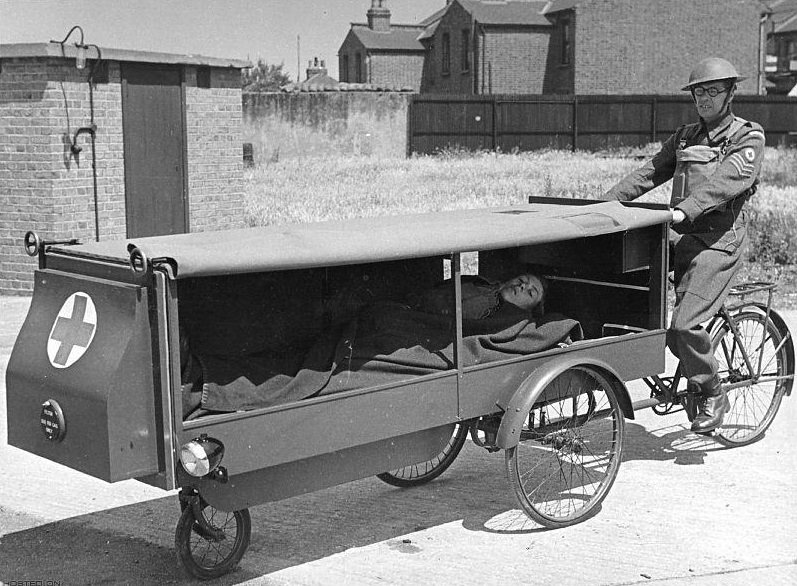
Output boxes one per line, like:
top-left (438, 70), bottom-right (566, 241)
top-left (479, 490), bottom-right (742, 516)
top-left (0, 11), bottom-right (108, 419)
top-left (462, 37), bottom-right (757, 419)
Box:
top-left (1, 296), bottom-right (795, 585)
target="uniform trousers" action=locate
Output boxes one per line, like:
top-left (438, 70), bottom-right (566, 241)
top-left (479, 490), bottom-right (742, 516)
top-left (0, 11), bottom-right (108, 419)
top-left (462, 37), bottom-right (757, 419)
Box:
top-left (667, 229), bottom-right (747, 394)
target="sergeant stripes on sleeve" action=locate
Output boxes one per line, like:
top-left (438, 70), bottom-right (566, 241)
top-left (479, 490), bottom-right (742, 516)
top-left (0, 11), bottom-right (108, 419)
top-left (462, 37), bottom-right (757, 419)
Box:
top-left (727, 151), bottom-right (755, 177)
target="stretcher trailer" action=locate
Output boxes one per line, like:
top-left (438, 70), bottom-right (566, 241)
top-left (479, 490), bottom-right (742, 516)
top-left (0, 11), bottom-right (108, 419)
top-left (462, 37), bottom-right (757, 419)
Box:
top-left (7, 197), bottom-right (673, 578)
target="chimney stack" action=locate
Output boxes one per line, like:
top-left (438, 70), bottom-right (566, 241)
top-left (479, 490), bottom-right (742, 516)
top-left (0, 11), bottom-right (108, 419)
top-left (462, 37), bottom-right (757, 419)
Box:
top-left (367, 0), bottom-right (391, 32)
top-left (306, 57), bottom-right (327, 80)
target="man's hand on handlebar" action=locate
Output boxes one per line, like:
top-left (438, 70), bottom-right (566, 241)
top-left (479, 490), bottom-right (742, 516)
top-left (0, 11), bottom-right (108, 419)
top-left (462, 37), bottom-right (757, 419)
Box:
top-left (671, 209), bottom-right (686, 225)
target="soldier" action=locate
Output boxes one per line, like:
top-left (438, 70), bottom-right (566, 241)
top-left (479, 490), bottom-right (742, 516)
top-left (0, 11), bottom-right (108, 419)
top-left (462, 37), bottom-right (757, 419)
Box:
top-left (603, 57), bottom-right (766, 433)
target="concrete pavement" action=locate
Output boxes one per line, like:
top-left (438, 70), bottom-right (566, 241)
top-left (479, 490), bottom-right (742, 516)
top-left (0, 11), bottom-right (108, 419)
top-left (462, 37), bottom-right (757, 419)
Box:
top-left (1, 295), bottom-right (795, 585)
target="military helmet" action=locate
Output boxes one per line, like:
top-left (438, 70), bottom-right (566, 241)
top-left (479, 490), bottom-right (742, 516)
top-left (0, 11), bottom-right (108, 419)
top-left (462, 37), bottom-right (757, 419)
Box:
top-left (681, 57), bottom-right (746, 91)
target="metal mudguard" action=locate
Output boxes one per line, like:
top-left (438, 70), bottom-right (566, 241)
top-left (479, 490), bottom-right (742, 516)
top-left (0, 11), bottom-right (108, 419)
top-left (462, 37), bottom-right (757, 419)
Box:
top-left (495, 356), bottom-right (632, 450)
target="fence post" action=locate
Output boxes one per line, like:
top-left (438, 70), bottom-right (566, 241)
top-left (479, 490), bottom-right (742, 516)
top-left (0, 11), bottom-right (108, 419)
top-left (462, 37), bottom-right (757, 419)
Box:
top-left (651, 96), bottom-right (658, 144)
top-left (492, 95), bottom-right (498, 153)
top-left (406, 94), bottom-right (414, 158)
top-left (572, 94), bottom-right (578, 152)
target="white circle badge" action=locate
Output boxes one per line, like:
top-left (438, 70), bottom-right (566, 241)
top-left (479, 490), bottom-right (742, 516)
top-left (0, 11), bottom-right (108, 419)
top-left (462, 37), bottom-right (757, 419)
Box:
top-left (47, 292), bottom-right (98, 369)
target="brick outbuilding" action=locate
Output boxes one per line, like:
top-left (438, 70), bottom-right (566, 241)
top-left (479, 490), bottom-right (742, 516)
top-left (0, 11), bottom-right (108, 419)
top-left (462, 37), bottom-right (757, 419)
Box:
top-left (0, 42), bottom-right (249, 295)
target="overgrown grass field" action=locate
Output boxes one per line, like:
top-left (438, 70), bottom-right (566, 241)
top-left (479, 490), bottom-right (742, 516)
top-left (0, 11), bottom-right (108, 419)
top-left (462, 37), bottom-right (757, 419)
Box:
top-left (243, 146), bottom-right (797, 307)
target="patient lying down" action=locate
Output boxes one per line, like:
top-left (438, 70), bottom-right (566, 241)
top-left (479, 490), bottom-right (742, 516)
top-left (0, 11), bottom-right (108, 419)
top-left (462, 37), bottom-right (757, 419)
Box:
top-left (409, 273), bottom-right (548, 321)
top-left (180, 273), bottom-right (580, 418)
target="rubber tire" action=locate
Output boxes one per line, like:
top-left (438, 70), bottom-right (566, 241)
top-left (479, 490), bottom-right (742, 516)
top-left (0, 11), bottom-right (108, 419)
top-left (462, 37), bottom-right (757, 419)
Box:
top-left (175, 502), bottom-right (251, 580)
top-left (377, 422), bottom-right (469, 487)
top-left (712, 311), bottom-right (789, 447)
top-left (505, 366), bottom-right (625, 528)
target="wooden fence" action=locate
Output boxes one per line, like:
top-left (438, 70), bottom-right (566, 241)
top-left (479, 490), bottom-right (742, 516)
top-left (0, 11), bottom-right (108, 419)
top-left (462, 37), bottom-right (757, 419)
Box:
top-left (408, 94), bottom-right (797, 155)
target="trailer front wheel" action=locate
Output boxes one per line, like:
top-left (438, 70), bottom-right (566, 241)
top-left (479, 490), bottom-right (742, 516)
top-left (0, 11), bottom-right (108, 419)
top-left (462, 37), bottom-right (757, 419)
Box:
top-left (175, 500), bottom-right (251, 580)
top-left (505, 366), bottom-right (625, 528)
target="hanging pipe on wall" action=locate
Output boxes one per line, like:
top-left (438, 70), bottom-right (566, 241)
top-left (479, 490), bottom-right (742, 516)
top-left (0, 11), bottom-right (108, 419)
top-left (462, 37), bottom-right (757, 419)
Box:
top-left (52, 26), bottom-right (103, 242)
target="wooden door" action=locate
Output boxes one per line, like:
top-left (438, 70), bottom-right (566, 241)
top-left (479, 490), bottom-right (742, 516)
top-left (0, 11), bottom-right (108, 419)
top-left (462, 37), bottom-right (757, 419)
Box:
top-left (122, 64), bottom-right (187, 238)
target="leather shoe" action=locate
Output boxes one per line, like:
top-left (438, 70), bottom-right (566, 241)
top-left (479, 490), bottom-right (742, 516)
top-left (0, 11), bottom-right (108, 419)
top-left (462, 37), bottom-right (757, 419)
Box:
top-left (690, 389), bottom-right (730, 433)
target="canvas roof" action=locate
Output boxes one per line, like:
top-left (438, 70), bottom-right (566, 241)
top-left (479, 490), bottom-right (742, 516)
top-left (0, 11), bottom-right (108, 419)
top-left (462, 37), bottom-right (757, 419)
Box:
top-left (51, 202), bottom-right (672, 279)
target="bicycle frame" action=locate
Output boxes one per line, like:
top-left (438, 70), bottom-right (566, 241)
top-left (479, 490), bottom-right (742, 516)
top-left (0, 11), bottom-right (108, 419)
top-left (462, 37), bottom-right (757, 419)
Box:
top-left (639, 281), bottom-right (794, 413)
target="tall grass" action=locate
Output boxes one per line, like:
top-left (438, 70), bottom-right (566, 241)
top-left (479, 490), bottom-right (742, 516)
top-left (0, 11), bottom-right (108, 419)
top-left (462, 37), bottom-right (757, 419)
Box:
top-left (245, 146), bottom-right (796, 234)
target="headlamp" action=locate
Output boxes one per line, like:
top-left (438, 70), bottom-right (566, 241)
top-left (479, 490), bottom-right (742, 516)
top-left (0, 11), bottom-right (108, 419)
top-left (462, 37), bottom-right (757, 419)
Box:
top-left (180, 435), bottom-right (224, 477)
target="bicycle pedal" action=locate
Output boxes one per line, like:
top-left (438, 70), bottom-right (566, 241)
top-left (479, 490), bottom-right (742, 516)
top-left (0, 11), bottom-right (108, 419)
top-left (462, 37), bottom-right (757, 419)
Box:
top-left (693, 430), bottom-right (715, 437)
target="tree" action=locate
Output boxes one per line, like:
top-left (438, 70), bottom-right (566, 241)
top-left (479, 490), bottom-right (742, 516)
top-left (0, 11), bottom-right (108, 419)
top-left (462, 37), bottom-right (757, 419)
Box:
top-left (242, 59), bottom-right (293, 92)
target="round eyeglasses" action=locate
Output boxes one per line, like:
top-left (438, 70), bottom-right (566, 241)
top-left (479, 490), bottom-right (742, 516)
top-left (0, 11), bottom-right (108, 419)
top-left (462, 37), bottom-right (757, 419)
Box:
top-left (693, 86), bottom-right (729, 97)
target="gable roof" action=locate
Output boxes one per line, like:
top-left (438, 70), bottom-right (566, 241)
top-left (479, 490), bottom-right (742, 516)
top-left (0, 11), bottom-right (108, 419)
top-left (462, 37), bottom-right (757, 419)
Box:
top-left (349, 23), bottom-right (426, 52)
top-left (458, 0), bottom-right (552, 26)
top-left (767, 0), bottom-right (797, 31)
top-left (777, 12), bottom-right (797, 31)
top-left (543, 0), bottom-right (577, 13)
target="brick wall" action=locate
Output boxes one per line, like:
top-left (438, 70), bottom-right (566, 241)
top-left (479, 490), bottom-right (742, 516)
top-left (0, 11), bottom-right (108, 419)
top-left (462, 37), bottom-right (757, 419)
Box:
top-left (242, 91), bottom-right (411, 162)
top-left (543, 12), bottom-right (575, 94)
top-left (575, 0), bottom-right (762, 95)
top-left (368, 53), bottom-right (425, 90)
top-left (0, 55), bottom-right (245, 295)
top-left (184, 67), bottom-right (245, 233)
top-left (338, 33), bottom-right (364, 83)
top-left (0, 57), bottom-right (126, 294)
top-left (482, 28), bottom-right (550, 94)
top-left (427, 1), bottom-right (476, 94)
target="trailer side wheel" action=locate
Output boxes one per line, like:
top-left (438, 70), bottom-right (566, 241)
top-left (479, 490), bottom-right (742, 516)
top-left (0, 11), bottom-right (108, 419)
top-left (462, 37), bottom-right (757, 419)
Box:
top-left (175, 501), bottom-right (251, 580)
top-left (505, 366), bottom-right (625, 528)
top-left (376, 422), bottom-right (468, 487)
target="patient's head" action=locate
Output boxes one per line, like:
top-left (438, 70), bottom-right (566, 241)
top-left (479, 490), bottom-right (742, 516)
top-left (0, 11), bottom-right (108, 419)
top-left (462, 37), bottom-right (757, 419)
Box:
top-left (498, 273), bottom-right (547, 312)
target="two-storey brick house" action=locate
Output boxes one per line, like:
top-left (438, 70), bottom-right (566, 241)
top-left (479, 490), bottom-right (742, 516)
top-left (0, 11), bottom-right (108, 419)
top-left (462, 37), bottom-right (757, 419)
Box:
top-left (338, 0), bottom-right (443, 90)
top-left (421, 0), bottom-right (766, 95)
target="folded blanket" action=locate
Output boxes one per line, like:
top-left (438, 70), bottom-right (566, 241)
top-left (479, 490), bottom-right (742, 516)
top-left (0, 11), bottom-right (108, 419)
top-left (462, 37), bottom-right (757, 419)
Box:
top-left (195, 302), bottom-right (582, 413)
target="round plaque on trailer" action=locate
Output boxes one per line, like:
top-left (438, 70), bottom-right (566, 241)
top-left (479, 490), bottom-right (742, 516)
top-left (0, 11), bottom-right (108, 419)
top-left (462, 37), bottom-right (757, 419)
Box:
top-left (41, 399), bottom-right (66, 442)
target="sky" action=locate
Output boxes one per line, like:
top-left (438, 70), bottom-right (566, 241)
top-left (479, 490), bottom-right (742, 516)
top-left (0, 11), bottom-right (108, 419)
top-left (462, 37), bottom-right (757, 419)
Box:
top-left (0, 0), bottom-right (443, 81)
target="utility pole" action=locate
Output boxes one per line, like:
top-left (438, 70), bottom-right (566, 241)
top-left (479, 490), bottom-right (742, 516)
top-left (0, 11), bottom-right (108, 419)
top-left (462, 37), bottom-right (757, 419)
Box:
top-left (297, 35), bottom-right (301, 82)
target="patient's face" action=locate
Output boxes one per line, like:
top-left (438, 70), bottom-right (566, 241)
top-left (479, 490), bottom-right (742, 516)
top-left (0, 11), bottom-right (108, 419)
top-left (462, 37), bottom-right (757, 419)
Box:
top-left (499, 274), bottom-right (545, 311)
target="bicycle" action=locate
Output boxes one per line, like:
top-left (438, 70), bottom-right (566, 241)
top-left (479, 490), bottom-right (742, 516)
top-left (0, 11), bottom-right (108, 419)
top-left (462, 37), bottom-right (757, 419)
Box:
top-left (641, 281), bottom-right (794, 447)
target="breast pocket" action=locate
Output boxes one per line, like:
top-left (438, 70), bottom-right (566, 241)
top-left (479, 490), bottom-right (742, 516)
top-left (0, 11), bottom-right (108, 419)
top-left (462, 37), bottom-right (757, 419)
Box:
top-left (671, 145), bottom-right (722, 206)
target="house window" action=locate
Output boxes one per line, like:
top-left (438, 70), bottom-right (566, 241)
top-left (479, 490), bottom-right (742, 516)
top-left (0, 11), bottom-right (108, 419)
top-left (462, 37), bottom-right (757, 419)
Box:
top-left (442, 32), bottom-right (450, 75)
top-left (789, 40), bottom-right (797, 70)
top-left (342, 55), bottom-right (349, 82)
top-left (461, 29), bottom-right (470, 72)
top-left (356, 52), bottom-right (363, 82)
top-left (560, 17), bottom-right (572, 65)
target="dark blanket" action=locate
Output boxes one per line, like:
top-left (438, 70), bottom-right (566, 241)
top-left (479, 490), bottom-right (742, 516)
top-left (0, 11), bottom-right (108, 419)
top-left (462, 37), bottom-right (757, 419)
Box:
top-left (195, 302), bottom-right (582, 413)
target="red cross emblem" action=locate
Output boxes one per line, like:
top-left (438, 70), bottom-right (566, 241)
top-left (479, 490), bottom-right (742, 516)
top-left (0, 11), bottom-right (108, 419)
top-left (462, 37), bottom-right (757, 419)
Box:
top-left (47, 292), bottom-right (97, 368)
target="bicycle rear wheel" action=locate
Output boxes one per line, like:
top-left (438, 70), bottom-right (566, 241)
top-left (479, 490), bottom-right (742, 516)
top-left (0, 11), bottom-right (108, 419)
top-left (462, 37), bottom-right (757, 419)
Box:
top-left (712, 310), bottom-right (789, 447)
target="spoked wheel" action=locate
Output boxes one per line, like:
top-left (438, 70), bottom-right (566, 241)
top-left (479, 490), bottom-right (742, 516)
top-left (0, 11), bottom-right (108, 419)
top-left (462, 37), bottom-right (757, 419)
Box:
top-left (175, 497), bottom-right (251, 580)
top-left (506, 366), bottom-right (625, 528)
top-left (712, 310), bottom-right (791, 447)
top-left (377, 422), bottom-right (469, 487)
